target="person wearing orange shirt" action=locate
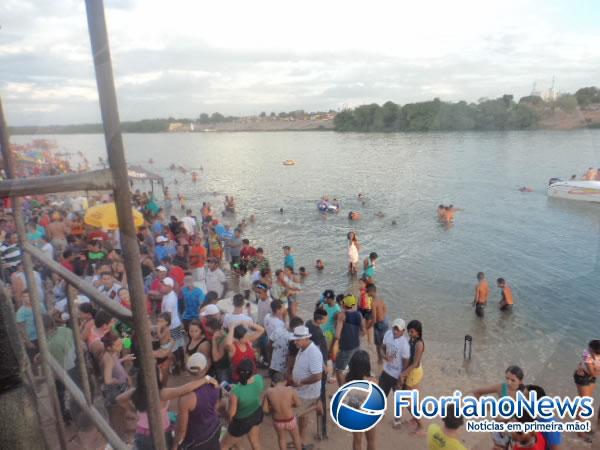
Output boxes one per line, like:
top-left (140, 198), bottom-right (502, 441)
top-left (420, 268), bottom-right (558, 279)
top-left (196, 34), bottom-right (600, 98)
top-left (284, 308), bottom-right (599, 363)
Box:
top-left (473, 272), bottom-right (489, 318)
top-left (497, 278), bottom-right (514, 311)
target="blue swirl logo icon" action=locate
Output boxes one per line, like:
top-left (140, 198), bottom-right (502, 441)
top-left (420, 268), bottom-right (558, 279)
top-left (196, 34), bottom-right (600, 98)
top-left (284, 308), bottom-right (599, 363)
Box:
top-left (330, 380), bottom-right (387, 432)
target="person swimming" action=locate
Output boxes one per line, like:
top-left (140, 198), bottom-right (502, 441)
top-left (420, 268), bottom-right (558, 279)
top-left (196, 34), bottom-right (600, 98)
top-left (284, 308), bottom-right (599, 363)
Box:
top-left (348, 211), bottom-right (361, 220)
top-left (518, 186), bottom-right (533, 192)
top-left (375, 211), bottom-right (385, 218)
top-left (315, 259), bottom-right (325, 271)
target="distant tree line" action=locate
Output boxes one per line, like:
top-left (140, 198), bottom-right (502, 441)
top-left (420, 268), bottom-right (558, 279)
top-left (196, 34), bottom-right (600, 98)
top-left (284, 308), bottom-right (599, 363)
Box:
top-left (334, 86), bottom-right (600, 132)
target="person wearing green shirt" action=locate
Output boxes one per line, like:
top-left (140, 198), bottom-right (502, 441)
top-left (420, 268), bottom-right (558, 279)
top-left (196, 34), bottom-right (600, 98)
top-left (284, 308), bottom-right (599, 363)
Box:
top-left (220, 359), bottom-right (265, 450)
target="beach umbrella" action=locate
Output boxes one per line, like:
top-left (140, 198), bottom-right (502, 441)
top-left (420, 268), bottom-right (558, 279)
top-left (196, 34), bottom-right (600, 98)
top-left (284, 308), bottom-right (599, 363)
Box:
top-left (84, 202), bottom-right (144, 230)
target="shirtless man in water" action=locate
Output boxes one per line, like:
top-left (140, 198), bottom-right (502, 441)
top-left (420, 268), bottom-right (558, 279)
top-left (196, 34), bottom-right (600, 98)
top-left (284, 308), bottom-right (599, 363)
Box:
top-left (473, 272), bottom-right (489, 318)
top-left (371, 287), bottom-right (388, 364)
top-left (497, 277), bottom-right (514, 311)
top-left (264, 381), bottom-right (303, 450)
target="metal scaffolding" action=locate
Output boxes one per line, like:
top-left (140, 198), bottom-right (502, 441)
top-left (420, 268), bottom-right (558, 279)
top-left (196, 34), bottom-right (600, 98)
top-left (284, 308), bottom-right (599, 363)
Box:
top-left (0, 0), bottom-right (167, 448)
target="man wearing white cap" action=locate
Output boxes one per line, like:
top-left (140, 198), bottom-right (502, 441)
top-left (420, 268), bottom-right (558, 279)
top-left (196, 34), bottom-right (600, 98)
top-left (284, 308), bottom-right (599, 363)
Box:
top-left (173, 353), bottom-right (222, 449)
top-left (161, 277), bottom-right (185, 373)
top-left (154, 235), bottom-right (174, 265)
top-left (291, 325), bottom-right (323, 449)
top-left (379, 318), bottom-right (410, 398)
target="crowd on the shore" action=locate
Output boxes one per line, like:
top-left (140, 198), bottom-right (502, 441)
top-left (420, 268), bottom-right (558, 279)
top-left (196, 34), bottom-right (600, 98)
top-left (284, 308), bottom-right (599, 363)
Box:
top-left (1, 180), bottom-right (599, 450)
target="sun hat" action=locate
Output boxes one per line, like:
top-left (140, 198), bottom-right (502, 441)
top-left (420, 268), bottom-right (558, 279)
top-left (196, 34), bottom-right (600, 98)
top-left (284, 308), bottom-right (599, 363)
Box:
top-left (290, 325), bottom-right (312, 340)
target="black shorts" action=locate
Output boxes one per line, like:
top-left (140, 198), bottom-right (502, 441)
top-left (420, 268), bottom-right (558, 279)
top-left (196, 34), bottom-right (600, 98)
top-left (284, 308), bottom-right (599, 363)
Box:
top-left (475, 304), bottom-right (485, 318)
top-left (359, 309), bottom-right (373, 321)
top-left (374, 321), bottom-right (388, 346)
top-left (574, 371), bottom-right (596, 387)
top-left (379, 371), bottom-right (398, 397)
top-left (228, 407), bottom-right (264, 437)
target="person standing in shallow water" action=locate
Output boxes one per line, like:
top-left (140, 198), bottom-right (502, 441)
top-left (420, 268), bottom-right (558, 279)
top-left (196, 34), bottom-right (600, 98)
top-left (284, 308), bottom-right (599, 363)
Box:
top-left (497, 278), bottom-right (514, 311)
top-left (473, 272), bottom-right (489, 318)
top-left (347, 231), bottom-right (360, 275)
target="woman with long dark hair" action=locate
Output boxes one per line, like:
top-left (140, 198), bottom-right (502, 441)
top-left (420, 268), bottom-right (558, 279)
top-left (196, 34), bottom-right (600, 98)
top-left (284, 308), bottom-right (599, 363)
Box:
top-left (345, 350), bottom-right (376, 450)
top-left (220, 358), bottom-right (265, 450)
top-left (400, 320), bottom-right (425, 434)
top-left (474, 365), bottom-right (525, 450)
top-left (573, 339), bottom-right (600, 440)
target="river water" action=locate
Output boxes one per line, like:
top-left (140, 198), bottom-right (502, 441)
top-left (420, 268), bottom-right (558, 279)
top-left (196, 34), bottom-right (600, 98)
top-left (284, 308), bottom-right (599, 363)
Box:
top-left (14, 130), bottom-right (600, 394)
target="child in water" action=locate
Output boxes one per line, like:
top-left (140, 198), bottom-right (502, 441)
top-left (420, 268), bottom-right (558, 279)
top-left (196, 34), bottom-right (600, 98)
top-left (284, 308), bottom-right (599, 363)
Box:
top-left (315, 259), bottom-right (325, 271)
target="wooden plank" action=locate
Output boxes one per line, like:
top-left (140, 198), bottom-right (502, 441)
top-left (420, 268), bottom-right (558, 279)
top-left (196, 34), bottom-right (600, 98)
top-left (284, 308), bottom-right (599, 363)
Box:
top-left (0, 169), bottom-right (114, 197)
top-left (23, 242), bottom-right (132, 322)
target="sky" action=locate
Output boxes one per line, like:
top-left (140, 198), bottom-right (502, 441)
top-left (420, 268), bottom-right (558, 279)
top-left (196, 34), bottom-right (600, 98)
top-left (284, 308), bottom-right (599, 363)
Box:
top-left (1, 0), bottom-right (600, 125)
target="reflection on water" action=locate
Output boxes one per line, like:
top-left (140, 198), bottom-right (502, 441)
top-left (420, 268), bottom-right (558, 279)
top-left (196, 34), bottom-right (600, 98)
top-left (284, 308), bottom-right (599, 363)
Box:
top-left (13, 130), bottom-right (600, 390)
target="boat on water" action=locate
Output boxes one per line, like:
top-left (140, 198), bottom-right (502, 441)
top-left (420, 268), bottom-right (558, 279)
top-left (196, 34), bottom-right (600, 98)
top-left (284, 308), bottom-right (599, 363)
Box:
top-left (283, 160), bottom-right (296, 166)
top-left (547, 178), bottom-right (600, 203)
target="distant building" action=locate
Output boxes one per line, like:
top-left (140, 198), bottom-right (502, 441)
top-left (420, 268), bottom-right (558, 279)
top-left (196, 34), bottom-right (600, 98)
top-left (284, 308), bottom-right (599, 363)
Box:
top-left (167, 122), bottom-right (194, 132)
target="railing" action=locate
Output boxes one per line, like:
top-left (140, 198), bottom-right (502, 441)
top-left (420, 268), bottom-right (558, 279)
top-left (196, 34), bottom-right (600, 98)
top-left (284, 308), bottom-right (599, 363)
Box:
top-left (0, 1), bottom-right (167, 448)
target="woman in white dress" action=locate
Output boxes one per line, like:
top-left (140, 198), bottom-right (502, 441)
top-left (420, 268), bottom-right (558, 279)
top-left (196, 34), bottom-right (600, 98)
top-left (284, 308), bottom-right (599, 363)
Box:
top-left (347, 231), bottom-right (360, 275)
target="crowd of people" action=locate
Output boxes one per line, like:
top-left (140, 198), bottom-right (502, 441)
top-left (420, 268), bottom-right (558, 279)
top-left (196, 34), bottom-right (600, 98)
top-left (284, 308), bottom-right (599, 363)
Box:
top-left (0, 179), bottom-right (599, 450)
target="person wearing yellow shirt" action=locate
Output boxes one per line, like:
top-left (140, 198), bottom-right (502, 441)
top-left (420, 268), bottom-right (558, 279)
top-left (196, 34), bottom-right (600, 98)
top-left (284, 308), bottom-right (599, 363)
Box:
top-left (427, 405), bottom-right (468, 450)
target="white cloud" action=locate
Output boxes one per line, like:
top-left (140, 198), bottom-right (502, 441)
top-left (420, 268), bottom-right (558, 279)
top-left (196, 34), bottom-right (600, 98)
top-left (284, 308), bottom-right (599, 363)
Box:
top-left (1, 0), bottom-right (600, 124)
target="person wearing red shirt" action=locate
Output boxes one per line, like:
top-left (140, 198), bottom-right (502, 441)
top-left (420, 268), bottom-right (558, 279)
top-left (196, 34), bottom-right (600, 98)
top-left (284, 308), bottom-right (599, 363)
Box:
top-left (161, 257), bottom-right (184, 292)
top-left (240, 239), bottom-right (257, 262)
top-left (511, 413), bottom-right (547, 450)
top-left (60, 249), bottom-right (76, 272)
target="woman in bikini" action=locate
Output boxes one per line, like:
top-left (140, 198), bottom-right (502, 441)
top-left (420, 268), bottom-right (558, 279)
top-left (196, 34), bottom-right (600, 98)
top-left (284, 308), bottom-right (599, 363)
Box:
top-left (573, 339), bottom-right (600, 440)
top-left (473, 365), bottom-right (525, 450)
top-left (400, 320), bottom-right (425, 434)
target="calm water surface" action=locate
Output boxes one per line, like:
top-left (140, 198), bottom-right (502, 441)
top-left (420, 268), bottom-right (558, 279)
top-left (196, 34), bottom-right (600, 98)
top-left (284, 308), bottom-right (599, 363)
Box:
top-left (15, 130), bottom-right (600, 391)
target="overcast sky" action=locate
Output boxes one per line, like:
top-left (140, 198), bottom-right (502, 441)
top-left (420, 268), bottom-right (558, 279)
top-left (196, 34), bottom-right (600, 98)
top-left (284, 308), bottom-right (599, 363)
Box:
top-left (1, 0), bottom-right (600, 125)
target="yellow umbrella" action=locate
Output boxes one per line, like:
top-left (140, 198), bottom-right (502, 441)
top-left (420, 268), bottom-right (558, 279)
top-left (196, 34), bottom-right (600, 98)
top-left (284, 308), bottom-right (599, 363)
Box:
top-left (84, 202), bottom-right (144, 230)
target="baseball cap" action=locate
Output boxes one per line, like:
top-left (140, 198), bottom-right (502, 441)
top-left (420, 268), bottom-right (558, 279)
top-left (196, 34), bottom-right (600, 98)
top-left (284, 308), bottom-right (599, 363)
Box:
top-left (156, 265), bottom-right (168, 272)
top-left (392, 318), bottom-right (406, 331)
top-left (156, 236), bottom-right (168, 244)
top-left (186, 352), bottom-right (208, 373)
top-left (256, 282), bottom-right (268, 291)
top-left (290, 325), bottom-right (312, 340)
top-left (322, 289), bottom-right (335, 300)
top-left (200, 304), bottom-right (220, 316)
top-left (162, 277), bottom-right (174, 287)
top-left (342, 295), bottom-right (357, 308)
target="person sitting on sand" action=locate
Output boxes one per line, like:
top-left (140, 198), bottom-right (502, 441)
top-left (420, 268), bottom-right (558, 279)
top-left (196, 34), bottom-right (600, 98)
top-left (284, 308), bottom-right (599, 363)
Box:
top-left (264, 380), bottom-right (303, 450)
top-left (315, 260), bottom-right (324, 271)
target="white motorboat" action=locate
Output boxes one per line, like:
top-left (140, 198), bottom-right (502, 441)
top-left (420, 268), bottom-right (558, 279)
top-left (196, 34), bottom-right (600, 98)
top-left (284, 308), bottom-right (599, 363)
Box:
top-left (547, 178), bottom-right (600, 203)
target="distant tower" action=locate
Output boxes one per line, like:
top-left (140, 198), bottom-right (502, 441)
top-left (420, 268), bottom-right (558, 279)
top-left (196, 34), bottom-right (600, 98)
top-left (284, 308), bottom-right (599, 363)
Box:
top-left (531, 81), bottom-right (541, 97)
top-left (544, 76), bottom-right (558, 102)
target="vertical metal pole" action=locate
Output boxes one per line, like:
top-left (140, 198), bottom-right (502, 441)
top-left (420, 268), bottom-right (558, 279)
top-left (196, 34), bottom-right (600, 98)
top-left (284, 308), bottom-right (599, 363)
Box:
top-left (83, 2), bottom-right (166, 449)
top-left (66, 284), bottom-right (93, 404)
top-left (0, 98), bottom-right (68, 449)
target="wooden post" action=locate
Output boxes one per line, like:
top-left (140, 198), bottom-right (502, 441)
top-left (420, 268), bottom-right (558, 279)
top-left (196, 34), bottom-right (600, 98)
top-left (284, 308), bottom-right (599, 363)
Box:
top-left (83, 2), bottom-right (166, 449)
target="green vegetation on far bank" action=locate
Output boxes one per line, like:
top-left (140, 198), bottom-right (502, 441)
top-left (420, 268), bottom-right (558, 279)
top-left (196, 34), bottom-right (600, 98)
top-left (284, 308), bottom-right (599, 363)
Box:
top-left (334, 86), bottom-right (600, 132)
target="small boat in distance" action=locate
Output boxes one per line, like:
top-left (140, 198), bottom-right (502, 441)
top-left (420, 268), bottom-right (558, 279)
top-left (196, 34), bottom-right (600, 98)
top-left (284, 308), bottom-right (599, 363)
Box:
top-left (283, 160), bottom-right (296, 166)
top-left (547, 178), bottom-right (600, 203)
